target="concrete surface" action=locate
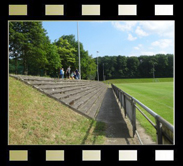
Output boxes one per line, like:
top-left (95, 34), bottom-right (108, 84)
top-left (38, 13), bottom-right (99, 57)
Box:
top-left (96, 88), bottom-right (139, 145)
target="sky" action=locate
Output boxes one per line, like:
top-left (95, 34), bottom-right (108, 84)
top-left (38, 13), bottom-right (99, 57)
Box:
top-left (42, 21), bottom-right (174, 58)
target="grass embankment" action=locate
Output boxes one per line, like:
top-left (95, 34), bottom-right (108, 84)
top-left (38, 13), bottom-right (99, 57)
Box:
top-left (111, 78), bottom-right (173, 142)
top-left (9, 76), bottom-right (106, 145)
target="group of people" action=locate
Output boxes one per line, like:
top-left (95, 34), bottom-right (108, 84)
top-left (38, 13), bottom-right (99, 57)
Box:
top-left (60, 66), bottom-right (80, 80)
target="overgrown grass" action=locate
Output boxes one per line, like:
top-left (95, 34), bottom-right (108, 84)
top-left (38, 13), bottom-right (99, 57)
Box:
top-left (9, 76), bottom-right (106, 145)
top-left (115, 80), bottom-right (173, 141)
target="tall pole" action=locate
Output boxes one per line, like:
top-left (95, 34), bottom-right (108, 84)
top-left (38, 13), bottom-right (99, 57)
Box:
top-left (77, 22), bottom-right (81, 80)
top-left (153, 63), bottom-right (155, 79)
top-left (103, 63), bottom-right (104, 81)
top-left (97, 51), bottom-right (99, 81)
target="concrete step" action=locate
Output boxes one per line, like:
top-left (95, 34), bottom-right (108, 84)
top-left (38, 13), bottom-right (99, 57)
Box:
top-left (72, 85), bottom-right (105, 109)
top-left (34, 82), bottom-right (95, 90)
top-left (35, 84), bottom-right (72, 89)
top-left (10, 74), bottom-right (53, 81)
top-left (51, 85), bottom-right (97, 99)
top-left (10, 74), bottom-right (107, 119)
top-left (43, 85), bottom-right (93, 95)
top-left (78, 85), bottom-right (107, 117)
top-left (27, 80), bottom-right (92, 86)
top-left (62, 85), bottom-right (101, 105)
top-left (10, 74), bottom-right (93, 83)
top-left (87, 87), bottom-right (107, 118)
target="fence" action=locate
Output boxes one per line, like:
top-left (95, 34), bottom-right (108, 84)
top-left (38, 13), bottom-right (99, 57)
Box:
top-left (111, 84), bottom-right (174, 145)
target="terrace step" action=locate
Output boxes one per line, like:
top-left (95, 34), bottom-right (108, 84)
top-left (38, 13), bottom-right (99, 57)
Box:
top-left (72, 85), bottom-right (105, 109)
top-left (52, 85), bottom-right (97, 100)
top-left (9, 74), bottom-right (107, 119)
top-left (43, 85), bottom-right (94, 95)
top-left (34, 84), bottom-right (88, 90)
top-left (62, 85), bottom-right (101, 105)
top-left (87, 87), bottom-right (107, 118)
top-left (26, 80), bottom-right (90, 85)
top-left (78, 86), bottom-right (107, 118)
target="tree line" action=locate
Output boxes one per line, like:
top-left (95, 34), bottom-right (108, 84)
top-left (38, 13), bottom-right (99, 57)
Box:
top-left (9, 22), bottom-right (173, 80)
top-left (96, 54), bottom-right (173, 80)
top-left (9, 22), bottom-right (97, 79)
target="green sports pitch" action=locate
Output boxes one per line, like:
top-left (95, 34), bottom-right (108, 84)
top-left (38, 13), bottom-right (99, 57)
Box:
top-left (111, 78), bottom-right (174, 141)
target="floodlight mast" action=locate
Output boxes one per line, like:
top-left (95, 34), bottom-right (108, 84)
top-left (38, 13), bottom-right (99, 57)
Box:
top-left (97, 51), bottom-right (99, 81)
top-left (103, 63), bottom-right (104, 81)
top-left (77, 22), bottom-right (81, 80)
top-left (153, 63), bottom-right (155, 79)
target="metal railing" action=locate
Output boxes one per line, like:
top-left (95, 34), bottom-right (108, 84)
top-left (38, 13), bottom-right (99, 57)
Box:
top-left (111, 84), bottom-right (174, 145)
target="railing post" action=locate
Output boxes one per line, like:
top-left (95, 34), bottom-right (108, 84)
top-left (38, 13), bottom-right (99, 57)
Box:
top-left (131, 98), bottom-right (136, 137)
top-left (119, 91), bottom-right (121, 108)
top-left (112, 84), bottom-right (173, 145)
top-left (124, 93), bottom-right (127, 118)
top-left (117, 88), bottom-right (119, 100)
top-left (155, 115), bottom-right (162, 144)
top-left (120, 91), bottom-right (122, 108)
top-left (121, 91), bottom-right (123, 108)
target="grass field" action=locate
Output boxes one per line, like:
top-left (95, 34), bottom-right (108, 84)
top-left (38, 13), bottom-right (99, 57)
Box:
top-left (113, 78), bottom-right (174, 141)
top-left (104, 77), bottom-right (173, 84)
top-left (9, 77), bottom-right (106, 145)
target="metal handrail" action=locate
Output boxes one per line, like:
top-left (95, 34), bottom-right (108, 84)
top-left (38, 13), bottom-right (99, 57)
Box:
top-left (111, 83), bottom-right (174, 144)
top-left (133, 97), bottom-right (158, 118)
top-left (156, 115), bottom-right (174, 132)
top-left (135, 105), bottom-right (156, 129)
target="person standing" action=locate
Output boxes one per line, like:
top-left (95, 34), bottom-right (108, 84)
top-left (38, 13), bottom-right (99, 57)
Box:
top-left (60, 68), bottom-right (63, 79)
top-left (62, 68), bottom-right (65, 79)
top-left (66, 66), bottom-right (71, 79)
top-left (70, 71), bottom-right (74, 80)
top-left (74, 71), bottom-right (76, 79)
top-left (75, 68), bottom-right (79, 80)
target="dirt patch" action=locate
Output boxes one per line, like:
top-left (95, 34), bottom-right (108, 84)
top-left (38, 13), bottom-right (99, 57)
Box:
top-left (136, 120), bottom-right (156, 145)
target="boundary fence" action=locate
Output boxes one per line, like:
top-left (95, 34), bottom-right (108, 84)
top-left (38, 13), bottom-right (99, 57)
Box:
top-left (111, 84), bottom-right (174, 145)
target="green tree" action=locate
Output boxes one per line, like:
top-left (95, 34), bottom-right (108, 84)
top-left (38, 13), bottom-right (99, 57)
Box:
top-left (85, 55), bottom-right (97, 80)
top-left (9, 22), bottom-right (50, 75)
top-left (138, 56), bottom-right (153, 78)
top-left (9, 22), bottom-right (25, 74)
top-left (155, 54), bottom-right (168, 77)
top-left (166, 54), bottom-right (173, 77)
top-left (100, 56), bottom-right (113, 80)
top-left (45, 43), bottom-right (61, 76)
top-left (26, 22), bottom-right (49, 75)
top-left (79, 45), bottom-right (91, 79)
top-left (117, 55), bottom-right (128, 78)
top-left (54, 37), bottom-right (76, 71)
top-left (127, 56), bottom-right (139, 77)
top-left (56, 35), bottom-right (97, 80)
